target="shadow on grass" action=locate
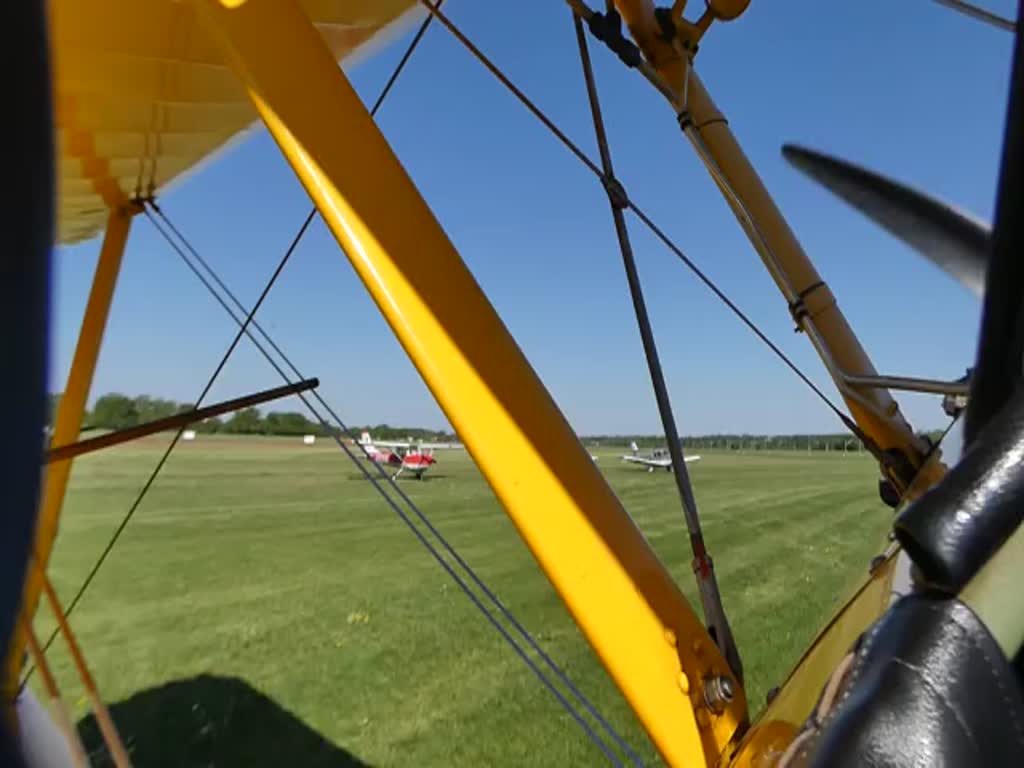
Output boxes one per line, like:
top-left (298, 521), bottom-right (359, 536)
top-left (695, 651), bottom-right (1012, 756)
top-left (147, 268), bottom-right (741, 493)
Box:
top-left (78, 674), bottom-right (370, 768)
top-left (344, 473), bottom-right (450, 482)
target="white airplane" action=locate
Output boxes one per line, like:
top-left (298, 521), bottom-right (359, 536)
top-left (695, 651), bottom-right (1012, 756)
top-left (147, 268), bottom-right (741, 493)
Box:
top-left (621, 441), bottom-right (701, 472)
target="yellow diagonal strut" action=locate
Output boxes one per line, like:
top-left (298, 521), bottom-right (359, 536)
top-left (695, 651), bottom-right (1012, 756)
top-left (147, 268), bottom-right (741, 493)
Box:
top-left (193, 2), bottom-right (746, 765)
top-left (3, 205), bottom-right (136, 701)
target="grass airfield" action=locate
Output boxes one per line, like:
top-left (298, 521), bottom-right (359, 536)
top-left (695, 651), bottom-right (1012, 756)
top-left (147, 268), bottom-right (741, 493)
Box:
top-left (37, 435), bottom-right (892, 766)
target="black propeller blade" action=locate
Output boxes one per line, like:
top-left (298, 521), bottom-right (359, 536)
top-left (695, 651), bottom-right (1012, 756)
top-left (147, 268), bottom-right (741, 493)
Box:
top-left (782, 143), bottom-right (990, 297)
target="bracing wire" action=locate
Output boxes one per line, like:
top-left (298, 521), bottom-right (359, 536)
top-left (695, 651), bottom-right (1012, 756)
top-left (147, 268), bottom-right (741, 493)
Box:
top-left (149, 205), bottom-right (643, 766)
top-left (625, 204), bottom-right (855, 429)
top-left (142, 209), bottom-right (637, 767)
top-left (26, 0), bottom-right (442, 681)
top-left (24, 207), bottom-right (314, 681)
top-left (151, 8), bottom-right (639, 755)
top-left (29, 6), bottom-right (640, 762)
top-left (418, 0), bottom-right (601, 177)
top-left (414, 0), bottom-right (858, 436)
top-left (570, 11), bottom-right (743, 681)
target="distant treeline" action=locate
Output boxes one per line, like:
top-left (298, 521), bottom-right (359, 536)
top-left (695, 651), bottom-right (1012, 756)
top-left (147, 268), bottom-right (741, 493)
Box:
top-left (51, 393), bottom-right (939, 448)
top-left (51, 393), bottom-right (456, 441)
top-left (583, 431), bottom-right (946, 452)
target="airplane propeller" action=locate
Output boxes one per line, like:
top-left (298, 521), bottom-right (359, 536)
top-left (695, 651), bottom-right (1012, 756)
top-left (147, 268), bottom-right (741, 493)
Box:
top-left (782, 143), bottom-right (990, 298)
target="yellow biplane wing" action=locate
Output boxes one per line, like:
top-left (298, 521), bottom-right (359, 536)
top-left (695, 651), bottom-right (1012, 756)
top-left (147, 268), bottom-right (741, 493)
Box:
top-left (53, 0), bottom-right (417, 244)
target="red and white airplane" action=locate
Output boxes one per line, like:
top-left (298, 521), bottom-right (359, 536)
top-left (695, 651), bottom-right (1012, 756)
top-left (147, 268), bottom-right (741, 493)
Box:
top-left (357, 431), bottom-right (441, 479)
top-left (622, 441), bottom-right (701, 472)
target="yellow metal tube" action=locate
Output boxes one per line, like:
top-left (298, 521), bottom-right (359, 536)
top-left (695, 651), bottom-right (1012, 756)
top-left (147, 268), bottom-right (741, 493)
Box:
top-left (611, 0), bottom-right (941, 492)
top-left (681, 77), bottom-right (910, 439)
top-left (40, 574), bottom-right (132, 768)
top-left (194, 2), bottom-right (745, 764)
top-left (23, 619), bottom-right (91, 768)
top-left (601, 2), bottom-right (947, 757)
top-left (2, 205), bottom-right (134, 700)
top-left (729, 551), bottom-right (898, 765)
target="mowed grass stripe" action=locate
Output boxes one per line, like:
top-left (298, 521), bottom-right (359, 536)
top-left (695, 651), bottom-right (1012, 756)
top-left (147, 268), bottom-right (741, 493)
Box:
top-left (36, 438), bottom-right (890, 766)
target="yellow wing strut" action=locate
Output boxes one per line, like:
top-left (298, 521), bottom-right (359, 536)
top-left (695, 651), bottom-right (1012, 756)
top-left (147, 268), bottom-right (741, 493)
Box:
top-left (193, 1), bottom-right (746, 764)
top-left (3, 204), bottom-right (137, 701)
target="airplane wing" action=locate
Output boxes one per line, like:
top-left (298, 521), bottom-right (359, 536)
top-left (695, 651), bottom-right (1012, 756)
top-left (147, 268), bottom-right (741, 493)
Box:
top-left (368, 439), bottom-right (412, 449)
top-left (358, 437), bottom-right (462, 450)
top-left (622, 455), bottom-right (672, 468)
top-left (53, 0), bottom-right (418, 244)
top-left (368, 440), bottom-right (463, 450)
top-left (622, 455), bottom-right (702, 467)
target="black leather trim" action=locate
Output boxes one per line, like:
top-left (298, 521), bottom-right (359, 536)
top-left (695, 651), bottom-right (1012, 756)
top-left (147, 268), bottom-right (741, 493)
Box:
top-left (1, 4), bottom-right (52, 765)
top-left (796, 595), bottom-right (1024, 767)
top-left (895, 384), bottom-right (1024, 592)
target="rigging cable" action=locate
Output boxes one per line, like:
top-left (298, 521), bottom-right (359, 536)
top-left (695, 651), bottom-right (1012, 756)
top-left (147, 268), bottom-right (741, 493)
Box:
top-left (25, 0), bottom-right (441, 676)
top-left (571, 12), bottom-right (742, 682)
top-left (28, 7), bottom-right (640, 763)
top-left (140, 209), bottom-right (637, 767)
top-left (23, 203), bottom-right (314, 685)
top-left (147, 204), bottom-right (643, 767)
top-left (414, 0), bottom-right (860, 439)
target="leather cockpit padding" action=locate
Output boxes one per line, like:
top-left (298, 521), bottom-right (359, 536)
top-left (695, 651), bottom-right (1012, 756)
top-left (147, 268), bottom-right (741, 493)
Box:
top-left (895, 385), bottom-right (1024, 592)
top-left (794, 595), bottom-right (1024, 767)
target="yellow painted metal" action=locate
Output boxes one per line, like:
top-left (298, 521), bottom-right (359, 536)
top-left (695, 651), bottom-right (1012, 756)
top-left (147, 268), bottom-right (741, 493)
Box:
top-left (961, 522), bottom-right (1024, 658)
top-left (23, 619), bottom-right (91, 768)
top-left (39, 573), bottom-right (133, 768)
top-left (611, 0), bottom-right (942, 498)
top-left (704, 0), bottom-right (751, 22)
top-left (193, 1), bottom-right (745, 764)
top-left (2, 206), bottom-right (134, 702)
top-left (728, 552), bottom-right (898, 765)
top-left (50, 0), bottom-right (417, 244)
top-left (598, 4), bottom-right (940, 762)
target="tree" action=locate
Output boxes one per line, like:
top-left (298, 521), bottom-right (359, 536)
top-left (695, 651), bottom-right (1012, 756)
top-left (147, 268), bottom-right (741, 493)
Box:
top-left (133, 395), bottom-right (178, 424)
top-left (223, 407), bottom-right (263, 434)
top-left (351, 424), bottom-right (456, 442)
top-left (89, 394), bottom-right (140, 430)
top-left (194, 417), bottom-right (222, 434)
top-left (263, 411), bottom-right (317, 436)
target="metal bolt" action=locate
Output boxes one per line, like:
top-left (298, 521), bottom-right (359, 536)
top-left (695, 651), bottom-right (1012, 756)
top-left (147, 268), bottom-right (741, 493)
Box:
top-left (703, 675), bottom-right (735, 714)
top-left (677, 672), bottom-right (690, 694)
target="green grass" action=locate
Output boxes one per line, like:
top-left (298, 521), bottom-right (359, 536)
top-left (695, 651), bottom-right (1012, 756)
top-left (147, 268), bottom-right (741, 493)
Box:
top-left (35, 436), bottom-right (892, 766)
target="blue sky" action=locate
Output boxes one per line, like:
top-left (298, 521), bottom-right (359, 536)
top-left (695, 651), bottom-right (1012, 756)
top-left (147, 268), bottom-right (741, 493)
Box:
top-left (53, 0), bottom-right (1016, 435)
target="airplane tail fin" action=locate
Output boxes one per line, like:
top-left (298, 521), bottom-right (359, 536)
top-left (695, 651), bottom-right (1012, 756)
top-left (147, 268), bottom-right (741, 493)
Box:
top-left (359, 431), bottom-right (372, 445)
top-left (630, 441), bottom-right (639, 455)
